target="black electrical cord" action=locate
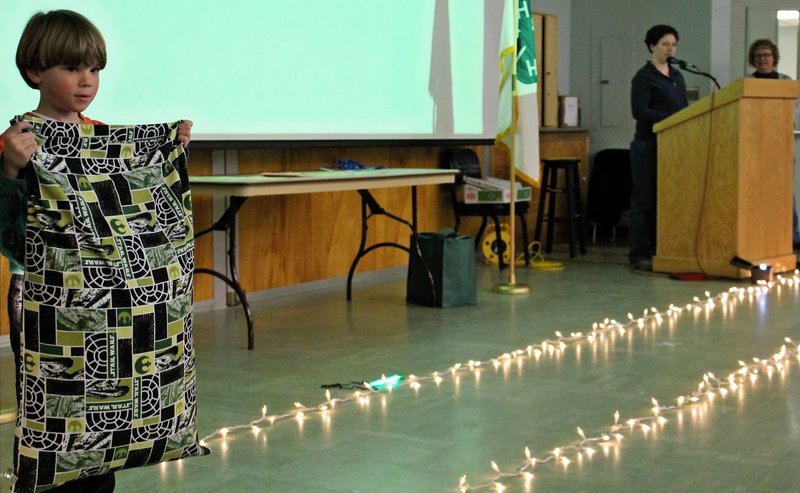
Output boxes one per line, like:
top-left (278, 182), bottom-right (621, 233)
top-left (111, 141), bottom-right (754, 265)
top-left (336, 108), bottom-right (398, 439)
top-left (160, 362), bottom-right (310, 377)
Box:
top-left (320, 381), bottom-right (369, 390)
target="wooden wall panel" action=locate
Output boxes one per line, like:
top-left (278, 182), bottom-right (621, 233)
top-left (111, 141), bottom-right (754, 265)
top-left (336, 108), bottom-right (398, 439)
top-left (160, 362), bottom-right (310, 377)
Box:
top-left (0, 147), bottom-right (453, 316)
top-left (188, 149), bottom-right (214, 301)
top-left (3, 140), bottom-right (591, 310)
top-left (542, 14), bottom-right (559, 128)
top-left (190, 146), bottom-right (454, 299)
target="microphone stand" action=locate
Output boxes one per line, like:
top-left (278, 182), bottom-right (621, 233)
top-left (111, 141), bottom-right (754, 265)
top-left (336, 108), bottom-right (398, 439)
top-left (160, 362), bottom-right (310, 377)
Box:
top-left (680, 65), bottom-right (721, 90)
top-left (671, 60), bottom-right (721, 90)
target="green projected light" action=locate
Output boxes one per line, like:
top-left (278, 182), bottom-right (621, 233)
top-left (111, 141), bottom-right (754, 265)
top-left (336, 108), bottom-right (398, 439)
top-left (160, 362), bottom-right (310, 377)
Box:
top-left (1, 0), bottom-right (497, 141)
top-left (367, 374), bottom-right (405, 391)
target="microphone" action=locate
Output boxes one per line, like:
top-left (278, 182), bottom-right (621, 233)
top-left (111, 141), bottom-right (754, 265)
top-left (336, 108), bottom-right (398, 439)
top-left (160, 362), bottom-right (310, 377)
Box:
top-left (667, 57), bottom-right (721, 89)
top-left (666, 56), bottom-right (697, 70)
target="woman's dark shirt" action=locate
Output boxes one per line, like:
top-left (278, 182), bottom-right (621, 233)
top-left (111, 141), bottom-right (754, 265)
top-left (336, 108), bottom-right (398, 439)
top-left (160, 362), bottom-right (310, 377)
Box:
top-left (631, 62), bottom-right (689, 142)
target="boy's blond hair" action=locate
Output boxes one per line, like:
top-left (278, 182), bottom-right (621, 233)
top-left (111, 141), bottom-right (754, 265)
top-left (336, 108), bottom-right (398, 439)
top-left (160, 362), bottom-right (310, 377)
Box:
top-left (16, 10), bottom-right (107, 89)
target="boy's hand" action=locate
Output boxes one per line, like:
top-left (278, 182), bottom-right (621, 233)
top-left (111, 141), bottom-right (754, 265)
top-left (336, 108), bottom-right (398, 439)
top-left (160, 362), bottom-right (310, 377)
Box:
top-left (177, 120), bottom-right (193, 147)
top-left (1, 121), bottom-right (36, 179)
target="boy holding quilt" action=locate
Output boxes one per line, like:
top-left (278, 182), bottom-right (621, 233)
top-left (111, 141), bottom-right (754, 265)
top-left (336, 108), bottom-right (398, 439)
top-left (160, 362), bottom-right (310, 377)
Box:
top-left (0, 10), bottom-right (204, 492)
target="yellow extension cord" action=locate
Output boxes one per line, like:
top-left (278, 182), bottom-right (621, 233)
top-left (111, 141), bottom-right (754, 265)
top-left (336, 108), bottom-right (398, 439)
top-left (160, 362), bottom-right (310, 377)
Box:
top-left (481, 224), bottom-right (564, 271)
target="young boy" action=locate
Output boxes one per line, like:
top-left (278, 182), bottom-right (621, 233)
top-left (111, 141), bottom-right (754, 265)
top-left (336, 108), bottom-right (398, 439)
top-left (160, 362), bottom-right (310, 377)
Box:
top-left (0, 10), bottom-right (193, 492)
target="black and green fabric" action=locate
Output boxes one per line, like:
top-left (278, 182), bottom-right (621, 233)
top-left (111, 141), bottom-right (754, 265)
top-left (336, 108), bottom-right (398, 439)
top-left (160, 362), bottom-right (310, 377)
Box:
top-left (13, 116), bottom-right (208, 492)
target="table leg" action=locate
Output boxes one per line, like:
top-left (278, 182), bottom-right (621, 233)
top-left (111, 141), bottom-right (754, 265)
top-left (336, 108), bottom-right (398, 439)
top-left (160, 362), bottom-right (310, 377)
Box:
top-left (194, 196), bottom-right (255, 349)
top-left (412, 186), bottom-right (418, 233)
top-left (346, 189), bottom-right (414, 300)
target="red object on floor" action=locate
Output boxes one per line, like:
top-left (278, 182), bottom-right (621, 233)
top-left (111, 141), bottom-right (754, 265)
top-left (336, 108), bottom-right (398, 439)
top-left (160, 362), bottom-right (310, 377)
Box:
top-left (669, 272), bottom-right (717, 281)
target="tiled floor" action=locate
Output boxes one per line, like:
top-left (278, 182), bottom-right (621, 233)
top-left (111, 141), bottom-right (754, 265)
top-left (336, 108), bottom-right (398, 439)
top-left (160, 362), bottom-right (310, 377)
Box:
top-left (1, 242), bottom-right (799, 492)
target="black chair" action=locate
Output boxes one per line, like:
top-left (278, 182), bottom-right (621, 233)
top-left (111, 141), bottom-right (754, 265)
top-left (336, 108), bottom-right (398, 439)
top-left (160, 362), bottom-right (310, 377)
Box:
top-left (440, 148), bottom-right (530, 270)
top-left (585, 149), bottom-right (632, 244)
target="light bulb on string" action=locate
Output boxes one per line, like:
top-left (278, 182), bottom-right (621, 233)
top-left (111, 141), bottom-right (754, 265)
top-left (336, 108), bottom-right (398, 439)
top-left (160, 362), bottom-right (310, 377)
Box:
top-left (462, 337), bottom-right (798, 491)
top-left (193, 274), bottom-right (799, 493)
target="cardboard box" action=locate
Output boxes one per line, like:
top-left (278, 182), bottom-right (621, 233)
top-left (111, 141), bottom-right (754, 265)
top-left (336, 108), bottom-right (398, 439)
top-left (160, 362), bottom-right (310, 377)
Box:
top-left (558, 96), bottom-right (579, 127)
top-left (463, 177), bottom-right (531, 204)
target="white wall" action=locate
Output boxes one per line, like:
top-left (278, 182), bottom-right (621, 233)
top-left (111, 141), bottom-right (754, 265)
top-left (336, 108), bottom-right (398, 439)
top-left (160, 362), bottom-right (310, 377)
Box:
top-left (565, 0), bottom-right (796, 148)
top-left (778, 21), bottom-right (798, 79)
top-left (730, 0), bottom-right (800, 79)
top-left (711, 0), bottom-right (734, 88)
top-left (562, 0), bottom-right (798, 221)
top-left (568, 0), bottom-right (714, 152)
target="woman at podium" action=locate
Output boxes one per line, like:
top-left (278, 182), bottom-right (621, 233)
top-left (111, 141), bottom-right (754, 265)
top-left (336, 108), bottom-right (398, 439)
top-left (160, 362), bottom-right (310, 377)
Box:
top-left (628, 24), bottom-right (689, 271)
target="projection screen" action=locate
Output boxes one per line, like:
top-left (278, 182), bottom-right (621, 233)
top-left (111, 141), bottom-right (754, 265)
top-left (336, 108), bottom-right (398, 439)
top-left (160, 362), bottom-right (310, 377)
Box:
top-left (0, 0), bottom-right (505, 144)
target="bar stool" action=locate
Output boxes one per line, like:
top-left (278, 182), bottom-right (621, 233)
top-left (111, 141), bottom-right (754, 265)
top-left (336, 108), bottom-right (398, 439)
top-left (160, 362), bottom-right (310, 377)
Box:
top-left (534, 158), bottom-right (587, 258)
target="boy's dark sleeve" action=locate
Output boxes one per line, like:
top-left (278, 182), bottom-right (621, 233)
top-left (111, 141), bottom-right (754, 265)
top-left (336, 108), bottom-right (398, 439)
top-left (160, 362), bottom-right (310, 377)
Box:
top-left (0, 170), bottom-right (27, 271)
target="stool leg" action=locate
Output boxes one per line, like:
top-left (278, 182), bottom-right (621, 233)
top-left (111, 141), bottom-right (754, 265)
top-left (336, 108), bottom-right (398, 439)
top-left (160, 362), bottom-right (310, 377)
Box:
top-left (572, 163), bottom-right (587, 255)
top-left (566, 165), bottom-right (577, 258)
top-left (545, 166), bottom-right (558, 253)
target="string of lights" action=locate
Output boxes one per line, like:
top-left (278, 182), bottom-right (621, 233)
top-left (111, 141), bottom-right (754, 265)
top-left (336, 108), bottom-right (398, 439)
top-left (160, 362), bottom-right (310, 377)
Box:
top-left (199, 271), bottom-right (799, 451)
top-left (457, 336), bottom-right (799, 492)
top-left (4, 275), bottom-right (797, 487)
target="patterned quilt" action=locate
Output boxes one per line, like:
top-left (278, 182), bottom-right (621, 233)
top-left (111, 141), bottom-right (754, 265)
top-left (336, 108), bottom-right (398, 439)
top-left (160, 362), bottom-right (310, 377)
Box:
top-left (13, 116), bottom-right (208, 492)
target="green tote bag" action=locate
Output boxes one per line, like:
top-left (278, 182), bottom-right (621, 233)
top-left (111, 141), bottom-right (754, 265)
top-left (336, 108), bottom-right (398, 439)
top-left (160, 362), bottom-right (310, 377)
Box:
top-left (406, 231), bottom-right (477, 307)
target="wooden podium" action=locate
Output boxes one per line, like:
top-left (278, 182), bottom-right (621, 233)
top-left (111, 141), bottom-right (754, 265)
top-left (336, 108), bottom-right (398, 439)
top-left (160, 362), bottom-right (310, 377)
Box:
top-left (653, 78), bottom-right (799, 278)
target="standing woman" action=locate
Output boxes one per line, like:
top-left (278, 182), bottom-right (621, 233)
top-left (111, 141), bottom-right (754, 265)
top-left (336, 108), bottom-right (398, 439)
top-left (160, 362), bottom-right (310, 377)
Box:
top-left (628, 24), bottom-right (689, 271)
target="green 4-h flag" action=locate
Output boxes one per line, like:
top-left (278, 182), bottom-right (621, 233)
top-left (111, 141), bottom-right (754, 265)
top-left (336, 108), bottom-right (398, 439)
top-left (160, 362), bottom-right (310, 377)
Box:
top-left (496, 0), bottom-right (540, 186)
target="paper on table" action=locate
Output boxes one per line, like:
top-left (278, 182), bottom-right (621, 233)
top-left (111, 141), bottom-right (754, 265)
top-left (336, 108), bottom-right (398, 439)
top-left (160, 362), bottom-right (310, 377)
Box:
top-left (261, 172), bottom-right (303, 177)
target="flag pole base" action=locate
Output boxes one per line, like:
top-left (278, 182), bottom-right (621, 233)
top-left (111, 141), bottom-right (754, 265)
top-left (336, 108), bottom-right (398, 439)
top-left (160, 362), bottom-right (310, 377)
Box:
top-left (491, 282), bottom-right (531, 295)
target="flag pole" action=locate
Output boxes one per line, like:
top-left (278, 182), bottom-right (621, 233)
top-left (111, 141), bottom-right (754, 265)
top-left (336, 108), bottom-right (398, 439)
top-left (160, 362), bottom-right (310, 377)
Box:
top-left (493, 0), bottom-right (530, 295)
